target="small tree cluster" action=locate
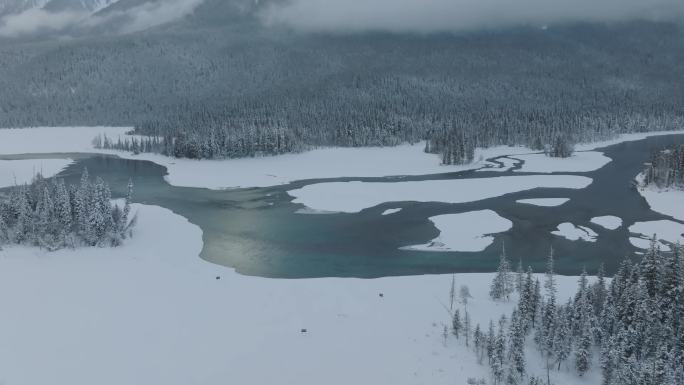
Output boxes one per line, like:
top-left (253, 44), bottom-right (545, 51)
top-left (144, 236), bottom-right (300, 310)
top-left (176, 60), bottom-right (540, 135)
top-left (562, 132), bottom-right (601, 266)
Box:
top-left (545, 135), bottom-right (574, 158)
top-left (0, 170), bottom-right (135, 250)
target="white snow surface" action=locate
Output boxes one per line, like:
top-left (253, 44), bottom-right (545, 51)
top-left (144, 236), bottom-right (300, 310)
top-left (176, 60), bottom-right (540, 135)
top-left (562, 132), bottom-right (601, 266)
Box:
top-left (401, 210), bottom-right (512, 252)
top-left (0, 158), bottom-right (72, 187)
top-left (288, 175), bottom-right (593, 213)
top-left (629, 237), bottom-right (671, 252)
top-left (516, 198), bottom-right (570, 207)
top-left (0, 126), bottom-right (131, 154)
top-left (381, 208), bottom-right (402, 215)
top-left (0, 127), bottom-right (531, 189)
top-left (636, 183), bottom-right (684, 222)
top-left (629, 220), bottom-right (684, 248)
top-left (590, 216), bottom-right (623, 230)
top-left (552, 223), bottom-right (598, 242)
top-left (514, 151), bottom-right (612, 173)
top-left (2, 127), bottom-right (682, 190)
top-left (0, 203), bottom-right (601, 385)
top-left (574, 129), bottom-right (684, 151)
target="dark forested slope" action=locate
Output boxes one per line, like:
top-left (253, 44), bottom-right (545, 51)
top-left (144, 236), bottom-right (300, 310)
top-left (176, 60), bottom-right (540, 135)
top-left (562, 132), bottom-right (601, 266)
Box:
top-left (1, 0), bottom-right (683, 160)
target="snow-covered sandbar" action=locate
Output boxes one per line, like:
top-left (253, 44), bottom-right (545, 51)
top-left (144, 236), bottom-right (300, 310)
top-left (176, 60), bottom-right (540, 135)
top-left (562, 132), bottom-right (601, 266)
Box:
top-left (590, 216), bottom-right (623, 230)
top-left (401, 210), bottom-right (512, 252)
top-left (635, 178), bottom-right (684, 222)
top-left (552, 223), bottom-right (598, 242)
top-left (288, 175), bottom-right (593, 213)
top-left (514, 151), bottom-right (611, 173)
top-left (629, 220), bottom-right (684, 249)
top-left (516, 198), bottom-right (570, 207)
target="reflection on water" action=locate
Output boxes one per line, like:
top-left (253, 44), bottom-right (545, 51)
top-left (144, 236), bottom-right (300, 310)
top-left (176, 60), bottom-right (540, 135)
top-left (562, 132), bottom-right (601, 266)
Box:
top-left (6, 134), bottom-right (684, 278)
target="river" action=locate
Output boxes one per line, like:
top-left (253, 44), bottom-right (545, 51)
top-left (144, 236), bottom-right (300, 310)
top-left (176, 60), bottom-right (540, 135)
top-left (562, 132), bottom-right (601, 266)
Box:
top-left (7, 134), bottom-right (684, 278)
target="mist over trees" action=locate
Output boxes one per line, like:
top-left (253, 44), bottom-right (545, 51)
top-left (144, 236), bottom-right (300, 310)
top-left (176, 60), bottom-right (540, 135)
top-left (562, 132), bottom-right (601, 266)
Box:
top-left (1, 13), bottom-right (684, 163)
top-left (0, 170), bottom-right (135, 251)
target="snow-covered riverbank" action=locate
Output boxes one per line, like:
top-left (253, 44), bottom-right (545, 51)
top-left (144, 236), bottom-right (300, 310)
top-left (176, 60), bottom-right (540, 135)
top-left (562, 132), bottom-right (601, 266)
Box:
top-left (0, 203), bottom-right (600, 385)
top-left (0, 158), bottom-right (73, 188)
top-left (2, 127), bottom-right (683, 190)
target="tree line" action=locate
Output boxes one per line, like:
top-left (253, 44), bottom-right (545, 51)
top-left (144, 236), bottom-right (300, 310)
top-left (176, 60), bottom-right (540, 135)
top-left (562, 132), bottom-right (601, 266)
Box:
top-left (0, 171), bottom-right (135, 251)
top-left (448, 241), bottom-right (684, 385)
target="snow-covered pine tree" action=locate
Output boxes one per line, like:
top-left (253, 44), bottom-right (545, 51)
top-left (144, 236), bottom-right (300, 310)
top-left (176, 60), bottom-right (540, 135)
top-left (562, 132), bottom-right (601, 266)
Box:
top-left (516, 260), bottom-right (524, 293)
top-left (473, 324), bottom-right (484, 363)
top-left (490, 243), bottom-right (513, 301)
top-left (452, 309), bottom-right (462, 338)
top-left (574, 317), bottom-right (592, 376)
top-left (464, 310), bottom-right (472, 347)
top-left (449, 274), bottom-right (456, 311)
top-left (508, 309), bottom-right (526, 381)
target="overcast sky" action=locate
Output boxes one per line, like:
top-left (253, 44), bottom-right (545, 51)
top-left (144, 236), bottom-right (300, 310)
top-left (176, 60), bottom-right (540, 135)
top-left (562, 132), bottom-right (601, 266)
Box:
top-left (260, 0), bottom-right (684, 33)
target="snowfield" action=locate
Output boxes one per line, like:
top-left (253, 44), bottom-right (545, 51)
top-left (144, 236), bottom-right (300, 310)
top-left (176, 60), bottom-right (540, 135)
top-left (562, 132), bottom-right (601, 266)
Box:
top-left (0, 126), bottom-right (131, 154)
top-left (0, 158), bottom-right (72, 188)
top-left (381, 208), bottom-right (402, 215)
top-left (516, 198), bottom-right (570, 207)
top-left (552, 223), bottom-right (598, 242)
top-left (401, 210), bottom-right (512, 252)
top-left (574, 129), bottom-right (684, 151)
top-left (590, 216), bottom-right (623, 230)
top-left (0, 127), bottom-right (532, 189)
top-left (2, 127), bottom-right (683, 190)
top-left (288, 175), bottom-right (593, 213)
top-left (629, 220), bottom-right (684, 250)
top-left (514, 151), bottom-right (611, 173)
top-left (0, 203), bottom-right (601, 385)
top-left (636, 183), bottom-right (684, 222)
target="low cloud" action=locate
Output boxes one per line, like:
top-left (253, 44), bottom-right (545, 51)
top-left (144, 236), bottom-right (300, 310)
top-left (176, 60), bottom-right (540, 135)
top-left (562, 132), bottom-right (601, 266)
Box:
top-left (260, 0), bottom-right (684, 33)
top-left (93, 0), bottom-right (206, 34)
top-left (0, 8), bottom-right (86, 37)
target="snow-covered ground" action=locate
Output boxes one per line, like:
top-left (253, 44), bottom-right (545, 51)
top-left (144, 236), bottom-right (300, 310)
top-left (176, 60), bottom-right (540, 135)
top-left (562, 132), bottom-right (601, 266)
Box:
top-left (636, 182), bottom-right (684, 222)
top-left (381, 208), bottom-right (402, 215)
top-left (0, 126), bottom-right (131, 154)
top-left (0, 203), bottom-right (600, 385)
top-left (516, 198), bottom-right (570, 207)
top-left (2, 127), bottom-right (683, 190)
top-left (401, 210), bottom-right (512, 252)
top-left (590, 216), bottom-right (623, 230)
top-left (0, 127), bottom-right (534, 189)
top-left (0, 158), bottom-right (73, 188)
top-left (514, 151), bottom-right (611, 173)
top-left (574, 130), bottom-right (684, 151)
top-left (629, 237), bottom-right (670, 252)
top-left (629, 220), bottom-right (684, 251)
top-left (552, 223), bottom-right (598, 242)
top-left (288, 176), bottom-right (592, 213)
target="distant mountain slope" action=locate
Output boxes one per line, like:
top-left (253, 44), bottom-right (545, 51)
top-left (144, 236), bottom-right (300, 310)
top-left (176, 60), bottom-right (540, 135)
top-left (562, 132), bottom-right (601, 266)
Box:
top-left (43, 0), bottom-right (119, 13)
top-left (0, 0), bottom-right (49, 16)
